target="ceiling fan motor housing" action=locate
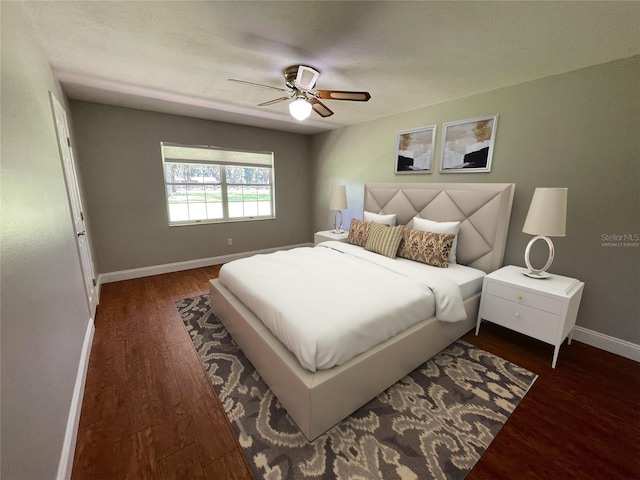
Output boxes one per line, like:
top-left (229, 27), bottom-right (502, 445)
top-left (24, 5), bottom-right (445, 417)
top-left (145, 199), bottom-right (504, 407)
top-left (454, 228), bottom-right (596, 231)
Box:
top-left (284, 65), bottom-right (320, 91)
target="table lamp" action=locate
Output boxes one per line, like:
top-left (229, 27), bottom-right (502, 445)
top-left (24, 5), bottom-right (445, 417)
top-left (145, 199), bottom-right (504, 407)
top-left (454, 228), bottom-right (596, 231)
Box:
top-left (330, 185), bottom-right (347, 233)
top-left (522, 187), bottom-right (567, 278)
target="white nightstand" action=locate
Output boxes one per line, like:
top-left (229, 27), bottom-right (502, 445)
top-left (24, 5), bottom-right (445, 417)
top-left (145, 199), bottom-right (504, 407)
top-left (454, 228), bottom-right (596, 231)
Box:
top-left (314, 230), bottom-right (349, 245)
top-left (476, 265), bottom-right (584, 368)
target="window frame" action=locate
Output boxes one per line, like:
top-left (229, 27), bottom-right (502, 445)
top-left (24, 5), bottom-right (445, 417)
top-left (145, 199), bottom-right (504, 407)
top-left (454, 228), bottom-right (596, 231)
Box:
top-left (161, 142), bottom-right (275, 226)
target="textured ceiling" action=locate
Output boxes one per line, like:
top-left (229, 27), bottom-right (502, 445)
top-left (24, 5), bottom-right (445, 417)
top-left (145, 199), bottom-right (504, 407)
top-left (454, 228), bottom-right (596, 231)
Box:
top-left (20, 1), bottom-right (640, 135)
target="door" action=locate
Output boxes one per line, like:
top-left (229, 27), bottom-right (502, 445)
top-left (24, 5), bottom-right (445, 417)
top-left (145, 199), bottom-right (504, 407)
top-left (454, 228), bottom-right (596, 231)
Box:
top-left (49, 92), bottom-right (98, 317)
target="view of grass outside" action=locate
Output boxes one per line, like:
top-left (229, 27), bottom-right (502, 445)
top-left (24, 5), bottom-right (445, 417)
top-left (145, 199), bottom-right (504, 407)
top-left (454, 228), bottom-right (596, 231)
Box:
top-left (166, 185), bottom-right (271, 222)
top-left (167, 189), bottom-right (271, 204)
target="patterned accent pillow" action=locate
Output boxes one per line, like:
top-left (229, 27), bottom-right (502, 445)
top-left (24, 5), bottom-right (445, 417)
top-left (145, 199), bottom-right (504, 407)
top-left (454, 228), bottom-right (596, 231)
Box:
top-left (365, 223), bottom-right (405, 259)
top-left (412, 217), bottom-right (460, 264)
top-left (347, 218), bottom-right (372, 247)
top-left (397, 228), bottom-right (455, 268)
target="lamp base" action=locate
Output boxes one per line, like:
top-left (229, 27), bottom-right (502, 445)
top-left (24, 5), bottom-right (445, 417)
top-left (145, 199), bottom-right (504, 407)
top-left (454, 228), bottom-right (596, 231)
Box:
top-left (333, 210), bottom-right (343, 233)
top-left (522, 269), bottom-right (551, 279)
top-left (523, 235), bottom-right (555, 279)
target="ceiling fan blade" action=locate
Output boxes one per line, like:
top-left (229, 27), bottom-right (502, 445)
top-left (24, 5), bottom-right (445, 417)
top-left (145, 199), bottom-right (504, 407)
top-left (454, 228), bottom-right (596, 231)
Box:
top-left (309, 97), bottom-right (334, 117)
top-left (258, 96), bottom-right (290, 106)
top-left (314, 90), bottom-right (371, 102)
top-left (228, 79), bottom-right (289, 92)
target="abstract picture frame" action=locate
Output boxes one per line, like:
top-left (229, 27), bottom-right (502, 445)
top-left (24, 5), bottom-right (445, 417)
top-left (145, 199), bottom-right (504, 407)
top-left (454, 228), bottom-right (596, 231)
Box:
top-left (394, 125), bottom-right (437, 174)
top-left (439, 114), bottom-right (498, 173)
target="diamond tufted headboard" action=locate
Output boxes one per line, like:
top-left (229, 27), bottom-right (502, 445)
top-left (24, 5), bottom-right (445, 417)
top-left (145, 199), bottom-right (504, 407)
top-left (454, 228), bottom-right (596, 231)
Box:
top-left (364, 183), bottom-right (515, 273)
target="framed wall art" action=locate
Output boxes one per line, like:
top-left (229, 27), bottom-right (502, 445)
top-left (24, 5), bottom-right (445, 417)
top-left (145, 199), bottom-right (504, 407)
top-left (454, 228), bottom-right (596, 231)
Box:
top-left (439, 114), bottom-right (498, 173)
top-left (394, 125), bottom-right (436, 174)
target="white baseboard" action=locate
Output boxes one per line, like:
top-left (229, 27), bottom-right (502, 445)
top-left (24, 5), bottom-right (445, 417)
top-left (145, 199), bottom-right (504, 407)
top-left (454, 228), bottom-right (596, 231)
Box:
top-left (57, 317), bottom-right (95, 480)
top-left (98, 243), bottom-right (313, 285)
top-left (573, 326), bottom-right (640, 363)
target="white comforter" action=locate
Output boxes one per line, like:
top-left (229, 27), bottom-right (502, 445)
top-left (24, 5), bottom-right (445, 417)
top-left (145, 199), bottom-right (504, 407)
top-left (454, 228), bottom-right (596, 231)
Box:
top-left (218, 241), bottom-right (467, 372)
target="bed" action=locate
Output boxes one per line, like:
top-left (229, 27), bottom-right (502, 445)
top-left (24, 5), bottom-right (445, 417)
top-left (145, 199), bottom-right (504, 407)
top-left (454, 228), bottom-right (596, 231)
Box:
top-left (209, 182), bottom-right (515, 441)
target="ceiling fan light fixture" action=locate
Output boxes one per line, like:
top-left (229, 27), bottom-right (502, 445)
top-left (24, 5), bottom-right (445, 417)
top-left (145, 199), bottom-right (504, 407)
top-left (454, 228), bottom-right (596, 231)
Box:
top-left (289, 97), bottom-right (312, 121)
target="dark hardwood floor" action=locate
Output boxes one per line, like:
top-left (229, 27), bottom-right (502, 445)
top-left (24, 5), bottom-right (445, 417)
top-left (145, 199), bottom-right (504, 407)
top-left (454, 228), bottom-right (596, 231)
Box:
top-left (72, 266), bottom-right (639, 479)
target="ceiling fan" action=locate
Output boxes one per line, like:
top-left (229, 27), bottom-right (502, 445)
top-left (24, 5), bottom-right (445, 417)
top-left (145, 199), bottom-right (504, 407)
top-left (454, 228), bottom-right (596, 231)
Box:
top-left (229, 65), bottom-right (371, 121)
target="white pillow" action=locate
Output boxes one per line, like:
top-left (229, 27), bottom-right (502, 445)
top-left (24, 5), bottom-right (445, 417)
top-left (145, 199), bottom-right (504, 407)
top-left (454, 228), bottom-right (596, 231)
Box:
top-left (364, 211), bottom-right (397, 226)
top-left (412, 217), bottom-right (460, 264)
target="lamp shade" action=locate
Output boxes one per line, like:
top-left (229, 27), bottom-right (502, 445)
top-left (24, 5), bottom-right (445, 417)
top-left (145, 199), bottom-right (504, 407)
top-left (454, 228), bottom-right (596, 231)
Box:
top-left (523, 188), bottom-right (567, 237)
top-left (329, 185), bottom-right (347, 210)
top-left (289, 98), bottom-right (312, 121)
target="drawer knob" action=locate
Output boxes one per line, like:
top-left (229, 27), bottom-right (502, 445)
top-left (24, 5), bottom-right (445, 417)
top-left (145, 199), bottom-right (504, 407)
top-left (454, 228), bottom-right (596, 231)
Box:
top-left (515, 312), bottom-right (520, 318)
top-left (517, 295), bottom-right (523, 300)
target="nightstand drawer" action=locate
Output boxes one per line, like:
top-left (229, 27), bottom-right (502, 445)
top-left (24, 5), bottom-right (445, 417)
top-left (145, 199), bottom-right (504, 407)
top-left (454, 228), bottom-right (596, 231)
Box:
top-left (486, 281), bottom-right (562, 315)
top-left (482, 295), bottom-right (560, 344)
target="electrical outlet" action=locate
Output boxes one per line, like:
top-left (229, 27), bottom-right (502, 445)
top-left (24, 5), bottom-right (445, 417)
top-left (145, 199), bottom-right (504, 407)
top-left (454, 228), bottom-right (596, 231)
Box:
top-left (227, 238), bottom-right (233, 246)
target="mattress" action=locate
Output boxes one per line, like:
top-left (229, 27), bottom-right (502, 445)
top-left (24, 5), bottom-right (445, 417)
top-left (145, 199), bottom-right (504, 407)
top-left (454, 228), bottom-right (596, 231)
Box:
top-left (218, 241), bottom-right (483, 372)
top-left (391, 256), bottom-right (486, 299)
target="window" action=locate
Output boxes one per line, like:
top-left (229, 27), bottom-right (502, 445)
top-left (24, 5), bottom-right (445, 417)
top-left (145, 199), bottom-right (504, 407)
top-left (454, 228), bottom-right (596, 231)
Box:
top-left (161, 143), bottom-right (275, 225)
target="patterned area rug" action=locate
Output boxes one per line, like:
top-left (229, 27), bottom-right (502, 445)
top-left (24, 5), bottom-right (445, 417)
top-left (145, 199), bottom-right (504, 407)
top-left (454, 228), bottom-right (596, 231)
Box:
top-left (176, 294), bottom-right (537, 480)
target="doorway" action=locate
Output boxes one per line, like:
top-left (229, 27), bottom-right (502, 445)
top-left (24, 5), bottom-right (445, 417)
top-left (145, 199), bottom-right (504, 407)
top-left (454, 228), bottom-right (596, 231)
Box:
top-left (49, 92), bottom-right (98, 317)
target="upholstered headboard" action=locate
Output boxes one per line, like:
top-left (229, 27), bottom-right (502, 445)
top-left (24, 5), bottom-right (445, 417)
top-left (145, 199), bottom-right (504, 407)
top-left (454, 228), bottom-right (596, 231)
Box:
top-left (364, 183), bottom-right (515, 273)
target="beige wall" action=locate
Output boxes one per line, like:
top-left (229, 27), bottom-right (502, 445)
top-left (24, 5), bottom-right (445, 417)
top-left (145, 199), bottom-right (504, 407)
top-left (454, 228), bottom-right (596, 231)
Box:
top-left (311, 56), bottom-right (639, 344)
top-left (0, 3), bottom-right (92, 478)
top-left (70, 102), bottom-right (312, 274)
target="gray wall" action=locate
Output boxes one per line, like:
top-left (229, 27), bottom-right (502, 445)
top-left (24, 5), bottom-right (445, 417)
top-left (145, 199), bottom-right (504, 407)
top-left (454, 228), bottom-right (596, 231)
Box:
top-left (311, 56), bottom-right (639, 344)
top-left (70, 102), bottom-right (312, 274)
top-left (1, 3), bottom-right (92, 479)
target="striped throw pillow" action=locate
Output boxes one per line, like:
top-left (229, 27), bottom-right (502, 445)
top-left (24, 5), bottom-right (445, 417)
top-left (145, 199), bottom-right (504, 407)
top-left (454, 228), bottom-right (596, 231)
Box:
top-left (364, 223), bottom-right (405, 258)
